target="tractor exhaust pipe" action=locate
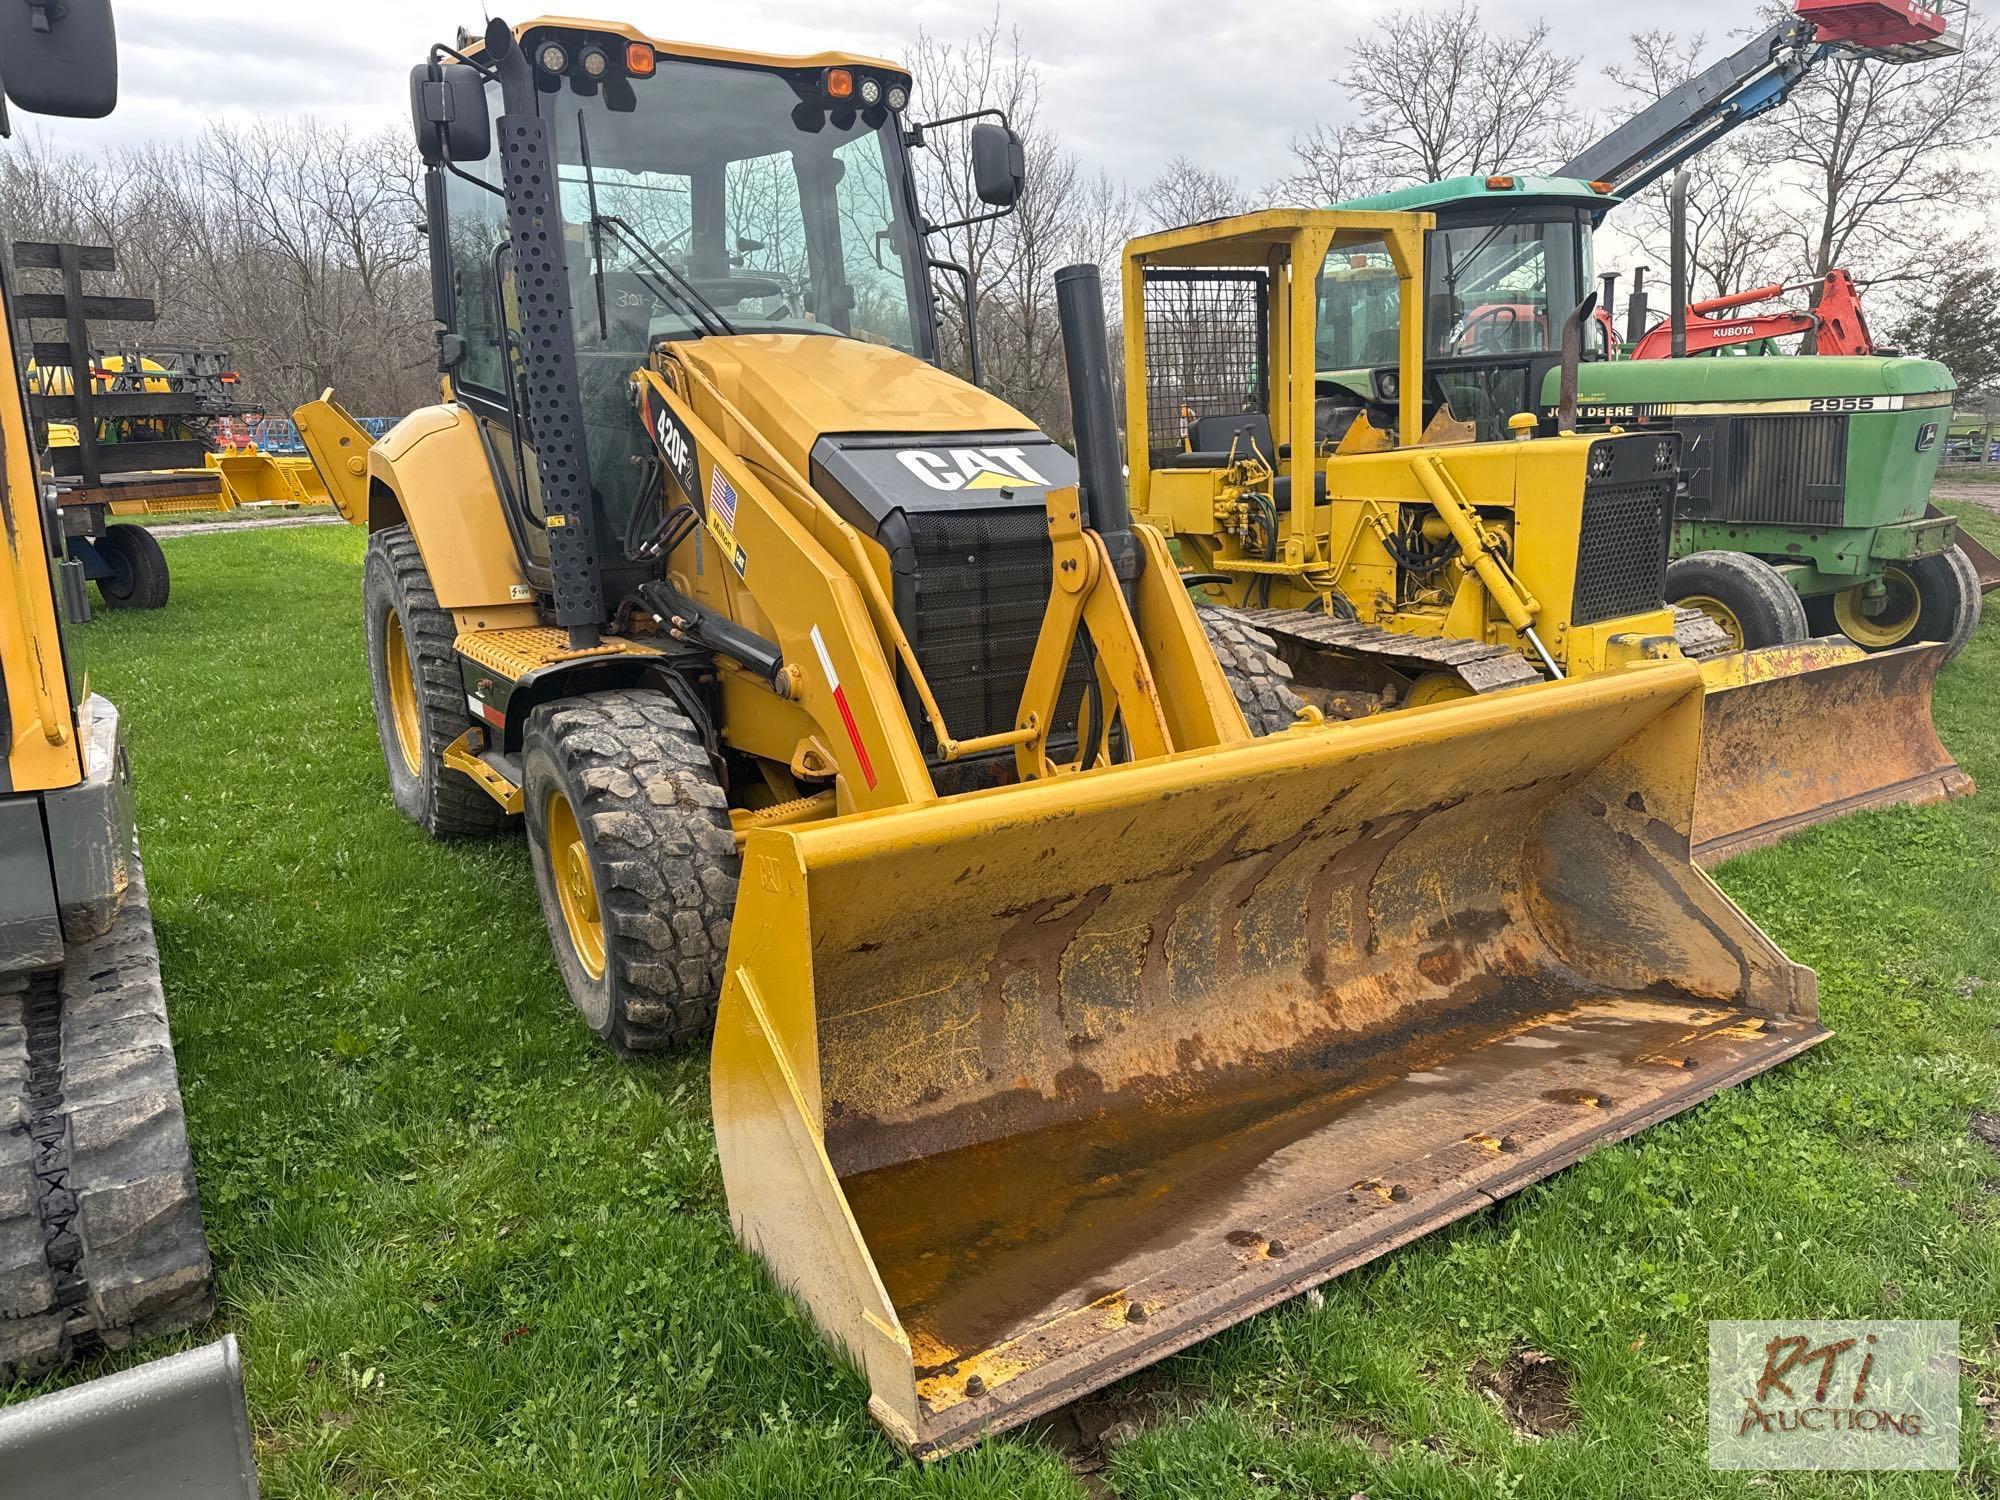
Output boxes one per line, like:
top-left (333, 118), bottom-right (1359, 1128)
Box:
top-left (1055, 262), bottom-right (1140, 583)
top-left (1556, 290), bottom-right (1599, 435)
top-left (1669, 170), bottom-right (1690, 359)
top-left (1626, 266), bottom-right (1651, 346)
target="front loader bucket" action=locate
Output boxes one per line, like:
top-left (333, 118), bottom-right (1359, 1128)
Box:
top-left (1927, 504), bottom-right (2000, 591)
top-left (212, 453), bottom-right (329, 509)
top-left (1693, 639), bottom-right (1971, 866)
top-left (712, 663), bottom-right (1822, 1457)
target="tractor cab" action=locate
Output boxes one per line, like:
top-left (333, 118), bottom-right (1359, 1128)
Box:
top-left (1318, 176), bottom-right (1612, 442)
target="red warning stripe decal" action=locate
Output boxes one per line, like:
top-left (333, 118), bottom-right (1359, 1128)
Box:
top-left (809, 625), bottom-right (876, 791)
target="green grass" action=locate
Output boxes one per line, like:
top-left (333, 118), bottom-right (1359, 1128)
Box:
top-left (11, 517), bottom-right (2000, 1497)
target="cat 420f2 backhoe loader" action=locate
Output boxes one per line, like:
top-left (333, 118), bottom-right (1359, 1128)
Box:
top-left (1127, 211), bottom-right (1968, 864)
top-left (299, 15), bottom-right (1821, 1457)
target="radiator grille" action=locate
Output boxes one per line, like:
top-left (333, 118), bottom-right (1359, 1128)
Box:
top-left (903, 507), bottom-right (1091, 753)
top-left (1140, 268), bottom-right (1269, 465)
top-left (1709, 414), bottom-right (1848, 526)
top-left (1572, 476), bottom-right (1672, 626)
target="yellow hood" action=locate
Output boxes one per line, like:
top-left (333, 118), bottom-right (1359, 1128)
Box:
top-left (676, 334), bottom-right (1040, 478)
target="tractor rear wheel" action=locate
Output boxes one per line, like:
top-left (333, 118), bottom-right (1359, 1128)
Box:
top-left (521, 690), bottom-right (738, 1054)
top-left (1664, 551), bottom-right (1808, 650)
top-left (1199, 606), bottom-right (1306, 735)
top-left (363, 526), bottom-right (509, 839)
top-left (1814, 547), bottom-right (1982, 662)
top-left (93, 524), bottom-right (169, 610)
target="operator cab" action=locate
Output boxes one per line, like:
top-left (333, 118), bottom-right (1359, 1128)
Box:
top-left (1319, 177), bottom-right (1610, 442)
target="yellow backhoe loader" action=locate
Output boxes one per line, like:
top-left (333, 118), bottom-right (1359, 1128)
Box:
top-left (1125, 212), bottom-right (1968, 864)
top-left (300, 16), bottom-right (1822, 1456)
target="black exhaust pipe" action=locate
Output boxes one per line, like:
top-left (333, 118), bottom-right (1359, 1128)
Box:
top-left (1669, 170), bottom-right (1689, 359)
top-left (1556, 291), bottom-right (1599, 435)
top-left (1626, 266), bottom-right (1650, 346)
top-left (1055, 262), bottom-right (1140, 583)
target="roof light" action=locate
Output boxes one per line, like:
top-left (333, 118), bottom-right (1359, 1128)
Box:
top-left (825, 67), bottom-right (854, 99)
top-left (886, 83), bottom-right (908, 111)
top-left (579, 44), bottom-right (610, 78)
top-left (625, 41), bottom-right (655, 77)
top-left (536, 41), bottom-right (569, 74)
top-left (858, 76), bottom-right (882, 105)
top-left (1486, 175), bottom-right (1516, 190)
top-left (1589, 180), bottom-right (1615, 194)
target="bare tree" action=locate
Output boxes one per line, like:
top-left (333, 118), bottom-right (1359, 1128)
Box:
top-left (1747, 21), bottom-right (1999, 291)
top-left (1143, 155), bottom-right (1243, 228)
top-left (1338, 2), bottom-right (1582, 182)
top-left (1269, 122), bottom-right (1375, 205)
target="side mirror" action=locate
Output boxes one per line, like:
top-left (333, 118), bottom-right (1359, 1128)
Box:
top-left (409, 62), bottom-right (491, 165)
top-left (970, 121), bottom-right (1024, 208)
top-left (0, 0), bottom-right (118, 119)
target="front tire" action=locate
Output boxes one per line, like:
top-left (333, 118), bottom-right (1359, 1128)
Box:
top-left (1814, 547), bottom-right (1982, 662)
top-left (522, 690), bottom-right (738, 1054)
top-left (363, 526), bottom-right (508, 838)
top-left (1664, 551), bottom-right (1808, 650)
top-left (93, 524), bottom-right (169, 610)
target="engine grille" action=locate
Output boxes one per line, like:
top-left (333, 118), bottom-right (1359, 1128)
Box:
top-left (1572, 475), bottom-right (1673, 627)
top-left (902, 507), bottom-right (1091, 755)
top-left (1685, 413), bottom-right (1848, 526)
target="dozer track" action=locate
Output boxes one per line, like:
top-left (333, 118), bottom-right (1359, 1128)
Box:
top-left (1231, 606), bottom-right (1544, 693)
top-left (1, 856), bottom-right (215, 1380)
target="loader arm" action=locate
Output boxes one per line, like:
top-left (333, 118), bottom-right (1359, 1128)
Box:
top-left (294, 390), bottom-right (375, 525)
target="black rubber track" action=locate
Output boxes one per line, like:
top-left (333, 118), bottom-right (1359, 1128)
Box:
top-left (363, 525), bottom-right (509, 839)
top-left (522, 690), bottom-right (739, 1054)
top-left (1199, 605), bottom-right (1308, 735)
top-left (0, 857), bottom-right (214, 1381)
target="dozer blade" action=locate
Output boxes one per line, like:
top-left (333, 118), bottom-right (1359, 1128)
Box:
top-left (1693, 639), bottom-right (1971, 866)
top-left (712, 662), bottom-right (1822, 1457)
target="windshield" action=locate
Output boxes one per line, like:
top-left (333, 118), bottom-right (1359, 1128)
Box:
top-left (1426, 215), bottom-right (1589, 359)
top-left (1315, 239), bottom-right (1402, 370)
top-left (549, 58), bottom-right (927, 354)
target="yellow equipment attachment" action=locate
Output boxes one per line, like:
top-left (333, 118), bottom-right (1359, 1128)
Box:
top-left (1124, 210), bottom-right (1969, 862)
top-left (1693, 639), bottom-right (1970, 863)
top-left (715, 660), bottom-right (1820, 1455)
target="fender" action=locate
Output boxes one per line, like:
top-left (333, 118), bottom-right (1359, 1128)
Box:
top-left (366, 404), bottom-right (533, 612)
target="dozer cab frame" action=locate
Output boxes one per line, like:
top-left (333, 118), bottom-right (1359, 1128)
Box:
top-left (303, 16), bottom-right (1823, 1457)
top-left (1125, 209), bottom-right (1970, 863)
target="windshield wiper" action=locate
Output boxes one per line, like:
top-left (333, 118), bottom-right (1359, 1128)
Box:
top-left (594, 213), bottom-right (739, 339)
top-left (576, 111), bottom-right (609, 342)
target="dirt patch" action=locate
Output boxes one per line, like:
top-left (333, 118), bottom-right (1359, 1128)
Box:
top-left (1469, 1348), bottom-right (1577, 1439)
top-left (1971, 1112), bottom-right (2000, 1154)
top-left (1029, 1368), bottom-right (1205, 1494)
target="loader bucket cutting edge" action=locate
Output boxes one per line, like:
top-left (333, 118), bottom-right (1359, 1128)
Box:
top-left (710, 661), bottom-right (1822, 1457)
top-left (1693, 638), bottom-right (1971, 867)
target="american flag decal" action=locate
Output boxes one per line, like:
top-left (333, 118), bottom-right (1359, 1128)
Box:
top-left (708, 466), bottom-right (738, 529)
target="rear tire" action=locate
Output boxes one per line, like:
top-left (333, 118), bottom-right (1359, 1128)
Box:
top-left (1199, 606), bottom-right (1307, 735)
top-left (363, 526), bottom-right (508, 839)
top-left (1664, 551), bottom-right (1808, 650)
top-left (1813, 548), bottom-right (1981, 662)
top-left (93, 525), bottom-right (169, 610)
top-left (522, 690), bottom-right (738, 1054)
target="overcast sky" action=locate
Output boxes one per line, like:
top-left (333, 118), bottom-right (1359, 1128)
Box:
top-left (37, 0), bottom-right (1766, 193)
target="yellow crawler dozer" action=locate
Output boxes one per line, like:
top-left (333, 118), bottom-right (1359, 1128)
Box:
top-left (1126, 211), bottom-right (1968, 864)
top-left (301, 17), bottom-right (1822, 1455)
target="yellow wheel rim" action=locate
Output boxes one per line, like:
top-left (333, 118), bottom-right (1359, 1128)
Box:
top-left (1831, 568), bottom-right (1921, 650)
top-left (384, 608), bottom-right (423, 778)
top-left (545, 789), bottom-right (606, 981)
top-left (1678, 594), bottom-right (1745, 650)
top-left (1405, 672), bottom-right (1474, 707)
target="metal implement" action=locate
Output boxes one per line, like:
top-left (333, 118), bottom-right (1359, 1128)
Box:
top-left (1693, 639), bottom-right (1971, 863)
top-left (0, 1336), bottom-right (260, 1498)
top-left (714, 662), bottom-right (1821, 1456)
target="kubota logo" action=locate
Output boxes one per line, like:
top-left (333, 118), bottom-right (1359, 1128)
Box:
top-left (897, 445), bottom-right (1050, 491)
